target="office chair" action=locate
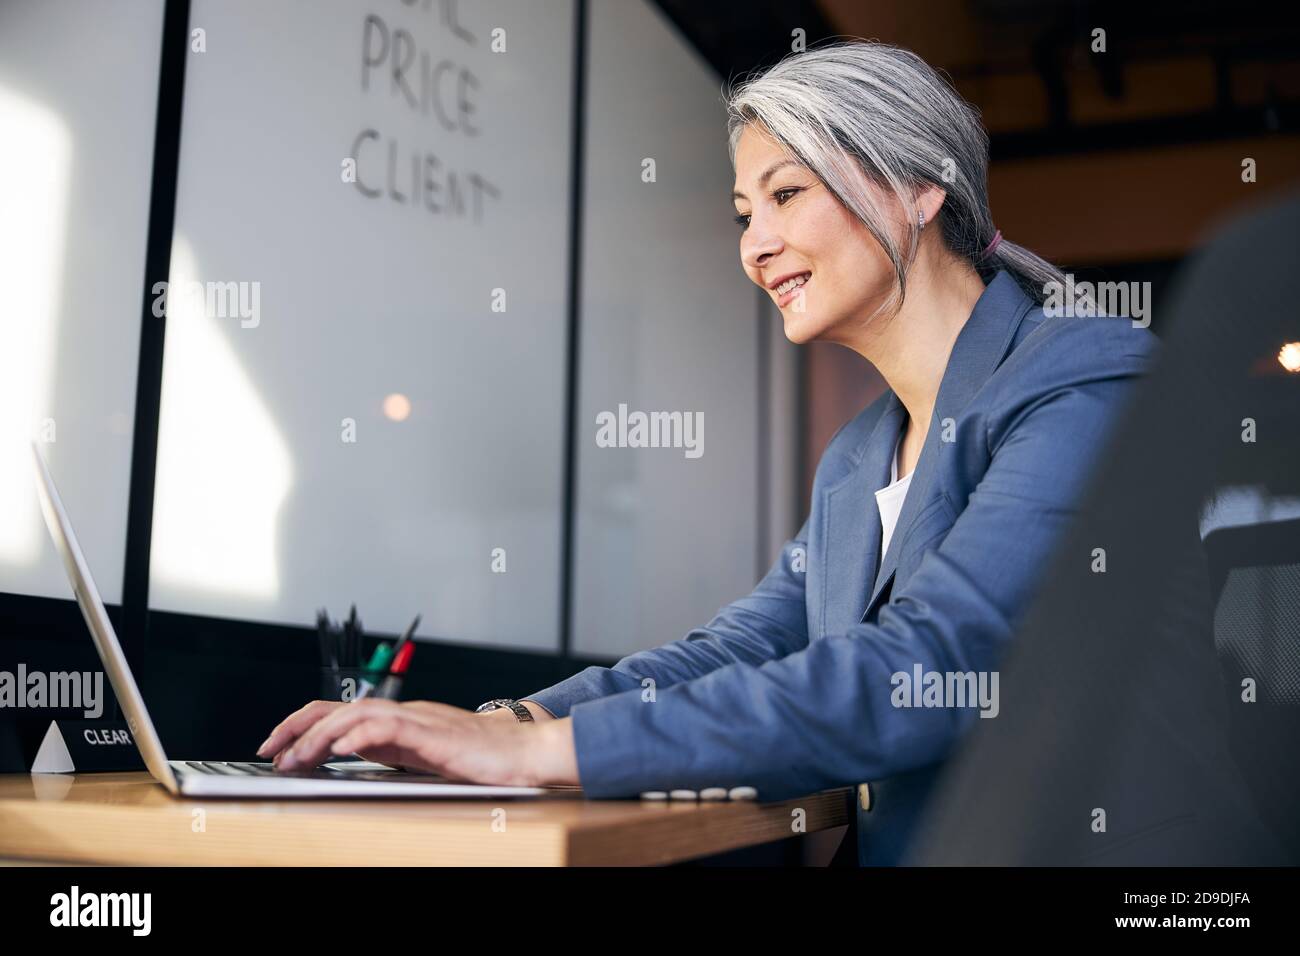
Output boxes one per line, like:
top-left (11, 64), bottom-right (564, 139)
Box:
top-left (908, 191), bottom-right (1300, 865)
top-left (1203, 511), bottom-right (1300, 860)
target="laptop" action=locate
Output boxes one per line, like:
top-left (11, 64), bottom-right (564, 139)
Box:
top-left (30, 442), bottom-right (546, 799)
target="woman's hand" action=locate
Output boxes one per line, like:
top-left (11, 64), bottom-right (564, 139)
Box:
top-left (255, 698), bottom-right (578, 787)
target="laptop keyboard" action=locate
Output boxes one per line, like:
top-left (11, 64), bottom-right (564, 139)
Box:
top-left (177, 760), bottom-right (462, 784)
top-left (180, 760), bottom-right (377, 780)
top-left (185, 760), bottom-right (279, 776)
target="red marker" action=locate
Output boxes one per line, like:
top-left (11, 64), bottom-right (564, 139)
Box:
top-left (375, 640), bottom-right (416, 700)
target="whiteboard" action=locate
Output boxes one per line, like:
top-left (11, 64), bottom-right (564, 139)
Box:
top-left (151, 0), bottom-right (575, 650)
top-left (571, 0), bottom-right (772, 658)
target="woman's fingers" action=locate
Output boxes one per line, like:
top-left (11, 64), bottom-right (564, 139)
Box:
top-left (329, 714), bottom-right (453, 774)
top-left (328, 716), bottom-right (443, 772)
top-left (278, 699), bottom-right (446, 770)
top-left (256, 700), bottom-right (345, 759)
top-left (352, 744), bottom-right (418, 770)
top-left (275, 699), bottom-right (398, 768)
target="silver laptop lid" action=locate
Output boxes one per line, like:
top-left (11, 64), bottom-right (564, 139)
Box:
top-left (30, 443), bottom-right (178, 792)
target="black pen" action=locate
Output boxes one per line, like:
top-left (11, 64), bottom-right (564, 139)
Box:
top-left (317, 608), bottom-right (336, 671)
top-left (346, 604), bottom-right (359, 667)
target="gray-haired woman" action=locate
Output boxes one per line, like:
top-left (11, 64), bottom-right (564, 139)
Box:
top-left (260, 41), bottom-right (1156, 866)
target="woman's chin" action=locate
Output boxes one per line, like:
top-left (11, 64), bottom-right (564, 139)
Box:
top-left (780, 308), bottom-right (828, 345)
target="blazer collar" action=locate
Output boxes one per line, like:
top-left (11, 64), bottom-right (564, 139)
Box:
top-left (861, 270), bottom-right (1035, 616)
top-left (928, 270), bottom-right (1035, 428)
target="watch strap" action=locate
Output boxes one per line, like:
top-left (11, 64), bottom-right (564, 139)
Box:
top-left (475, 698), bottom-right (534, 722)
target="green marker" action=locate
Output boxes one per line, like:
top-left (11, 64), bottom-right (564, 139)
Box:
top-left (355, 643), bottom-right (394, 701)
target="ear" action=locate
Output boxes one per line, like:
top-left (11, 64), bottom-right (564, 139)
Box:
top-left (916, 184), bottom-right (947, 227)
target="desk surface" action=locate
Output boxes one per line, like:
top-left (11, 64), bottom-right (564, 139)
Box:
top-left (0, 773), bottom-right (851, 866)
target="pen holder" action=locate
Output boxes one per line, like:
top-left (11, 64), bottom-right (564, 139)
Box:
top-left (320, 667), bottom-right (384, 703)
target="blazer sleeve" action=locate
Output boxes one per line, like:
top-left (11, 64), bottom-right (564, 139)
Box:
top-left (565, 325), bottom-right (1155, 799)
top-left (522, 524), bottom-right (812, 718)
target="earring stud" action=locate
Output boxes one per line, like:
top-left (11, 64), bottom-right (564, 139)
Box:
top-left (918, 209), bottom-right (926, 230)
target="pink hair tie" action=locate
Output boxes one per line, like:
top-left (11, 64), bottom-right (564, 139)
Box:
top-left (981, 229), bottom-right (1003, 259)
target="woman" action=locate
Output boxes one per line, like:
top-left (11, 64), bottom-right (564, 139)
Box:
top-left (258, 42), bottom-right (1155, 864)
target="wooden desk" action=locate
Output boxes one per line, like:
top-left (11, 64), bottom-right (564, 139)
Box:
top-left (0, 773), bottom-right (852, 866)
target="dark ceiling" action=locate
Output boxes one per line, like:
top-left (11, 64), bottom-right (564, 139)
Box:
top-left (650, 0), bottom-right (1300, 156)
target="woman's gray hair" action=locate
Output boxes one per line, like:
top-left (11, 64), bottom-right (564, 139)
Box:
top-left (724, 40), bottom-right (1069, 312)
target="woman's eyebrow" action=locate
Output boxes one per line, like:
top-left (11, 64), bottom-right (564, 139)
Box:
top-left (731, 160), bottom-right (800, 201)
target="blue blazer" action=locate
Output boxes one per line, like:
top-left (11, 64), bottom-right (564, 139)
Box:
top-left (527, 270), bottom-right (1157, 864)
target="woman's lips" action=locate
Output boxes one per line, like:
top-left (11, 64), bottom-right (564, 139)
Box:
top-left (776, 273), bottom-right (811, 308)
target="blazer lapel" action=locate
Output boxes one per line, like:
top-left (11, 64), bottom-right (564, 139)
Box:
top-left (865, 410), bottom-right (942, 619)
top-left (863, 271), bottom-right (1035, 620)
top-left (819, 393), bottom-right (905, 638)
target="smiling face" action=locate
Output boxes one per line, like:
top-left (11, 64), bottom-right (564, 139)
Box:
top-left (732, 124), bottom-right (909, 345)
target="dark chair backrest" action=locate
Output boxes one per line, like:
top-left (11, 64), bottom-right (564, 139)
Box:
top-left (910, 191), bottom-right (1300, 865)
top-left (1204, 512), bottom-right (1300, 858)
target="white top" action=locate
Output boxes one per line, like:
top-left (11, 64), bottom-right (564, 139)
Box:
top-left (875, 436), bottom-right (914, 558)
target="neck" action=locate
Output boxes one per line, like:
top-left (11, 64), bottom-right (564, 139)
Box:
top-left (846, 244), bottom-right (988, 433)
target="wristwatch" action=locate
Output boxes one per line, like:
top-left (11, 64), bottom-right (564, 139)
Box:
top-left (474, 698), bottom-right (535, 722)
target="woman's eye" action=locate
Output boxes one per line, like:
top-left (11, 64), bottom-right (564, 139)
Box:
top-left (734, 187), bottom-right (801, 228)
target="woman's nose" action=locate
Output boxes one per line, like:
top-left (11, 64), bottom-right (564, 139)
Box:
top-left (741, 226), bottom-right (783, 272)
